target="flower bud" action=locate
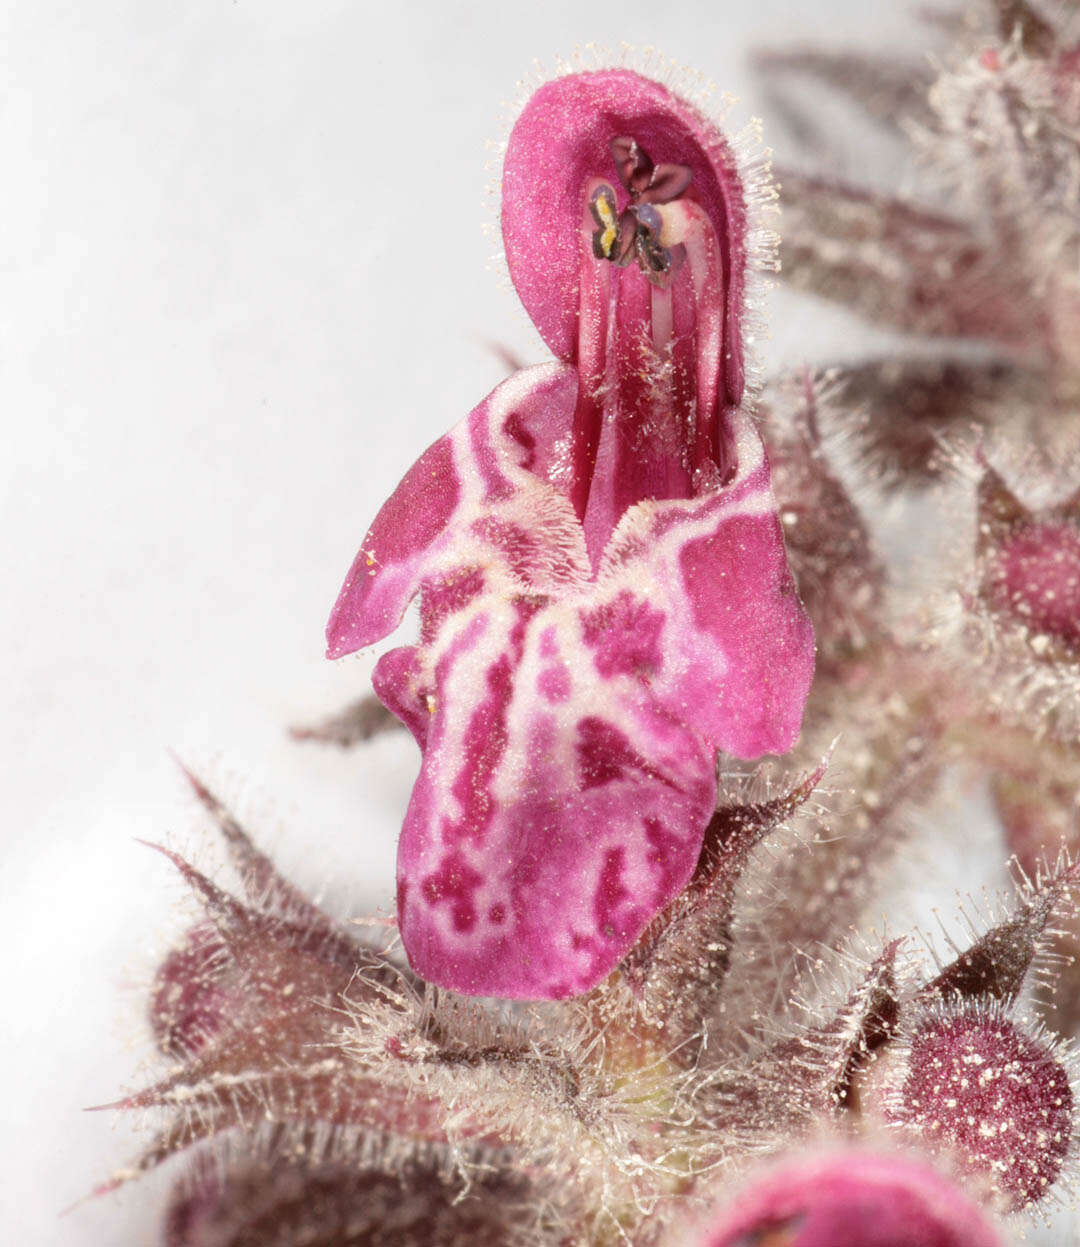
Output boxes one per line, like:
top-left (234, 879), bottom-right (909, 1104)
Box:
top-left (150, 922), bottom-right (228, 1058)
top-left (701, 1149), bottom-right (1003, 1246)
top-left (977, 466), bottom-right (1080, 659)
top-left (882, 1003), bottom-right (1074, 1211)
top-left (165, 1142), bottom-right (544, 1247)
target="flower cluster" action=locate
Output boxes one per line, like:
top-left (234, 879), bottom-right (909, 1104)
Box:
top-left (93, 9), bottom-right (1080, 1244)
top-left (757, 0), bottom-right (1080, 1033)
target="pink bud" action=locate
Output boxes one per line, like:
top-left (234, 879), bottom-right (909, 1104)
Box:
top-left (988, 519), bottom-right (1080, 648)
top-left (885, 1004), bottom-right (1074, 1211)
top-left (977, 467), bottom-right (1080, 656)
top-left (165, 1145), bottom-right (539, 1247)
top-left (701, 1149), bottom-right (1003, 1247)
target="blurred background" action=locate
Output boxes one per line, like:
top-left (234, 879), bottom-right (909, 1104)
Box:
top-left (4, 2), bottom-right (1048, 1243)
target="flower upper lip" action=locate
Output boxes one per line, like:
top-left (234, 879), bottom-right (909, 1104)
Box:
top-left (501, 68), bottom-right (750, 406)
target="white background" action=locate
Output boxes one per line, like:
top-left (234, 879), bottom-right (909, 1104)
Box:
top-left (4, 2), bottom-right (1063, 1243)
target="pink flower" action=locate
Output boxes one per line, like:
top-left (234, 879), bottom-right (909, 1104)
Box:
top-left (327, 69), bottom-right (814, 999)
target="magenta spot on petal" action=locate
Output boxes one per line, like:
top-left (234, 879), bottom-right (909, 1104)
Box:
top-left (502, 410), bottom-right (538, 472)
top-left (445, 654), bottom-right (512, 846)
top-left (576, 717), bottom-right (670, 791)
top-left (538, 664), bottom-right (571, 703)
top-left (581, 590), bottom-right (666, 678)
top-left (469, 405), bottom-right (514, 502)
top-left (488, 902), bottom-right (506, 925)
top-left (643, 816), bottom-right (686, 895)
top-left (445, 598), bottom-right (543, 845)
top-left (421, 852), bottom-right (485, 934)
top-left (595, 848), bottom-right (633, 940)
top-left (420, 566), bottom-right (486, 644)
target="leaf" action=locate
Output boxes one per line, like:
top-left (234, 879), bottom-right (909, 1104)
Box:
top-left (777, 171), bottom-right (1030, 346)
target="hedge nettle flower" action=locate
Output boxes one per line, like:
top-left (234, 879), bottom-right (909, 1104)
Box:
top-left (326, 69), bottom-right (814, 999)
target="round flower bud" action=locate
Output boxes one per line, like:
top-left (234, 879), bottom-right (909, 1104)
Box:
top-left (884, 1003), bottom-right (1074, 1211)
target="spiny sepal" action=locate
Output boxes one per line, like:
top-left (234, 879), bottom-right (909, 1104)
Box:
top-left (916, 853), bottom-right (1080, 1009)
top-left (612, 758), bottom-right (830, 1063)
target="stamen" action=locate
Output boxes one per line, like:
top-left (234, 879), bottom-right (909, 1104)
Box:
top-left (611, 136), bottom-right (693, 205)
top-left (589, 186), bottom-right (620, 262)
top-left (631, 203), bottom-right (672, 284)
top-left (593, 136), bottom-right (697, 286)
top-left (611, 135), bottom-right (654, 195)
top-left (570, 179), bottom-right (614, 526)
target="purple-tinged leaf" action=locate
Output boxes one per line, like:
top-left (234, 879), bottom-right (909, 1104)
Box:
top-left (760, 371), bottom-right (885, 659)
top-left (799, 939), bottom-right (903, 1111)
top-left (175, 767), bottom-right (342, 930)
top-left (621, 759), bottom-right (830, 1044)
top-left (754, 47), bottom-right (936, 149)
top-left (289, 694), bottom-right (401, 748)
top-left (96, 816), bottom-right (450, 1196)
top-left (777, 170), bottom-right (1034, 347)
top-left (996, 0), bottom-right (1058, 56)
top-left (824, 357), bottom-right (1045, 492)
top-left (150, 921), bottom-right (229, 1059)
top-left (165, 1132), bottom-right (551, 1247)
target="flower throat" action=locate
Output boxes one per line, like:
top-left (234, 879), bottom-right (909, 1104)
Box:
top-left (570, 135), bottom-right (733, 566)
